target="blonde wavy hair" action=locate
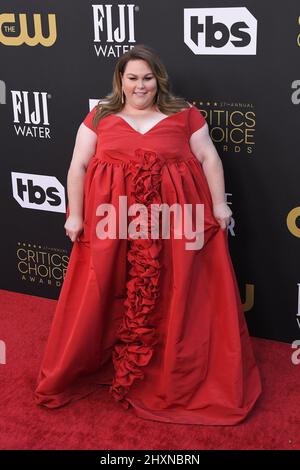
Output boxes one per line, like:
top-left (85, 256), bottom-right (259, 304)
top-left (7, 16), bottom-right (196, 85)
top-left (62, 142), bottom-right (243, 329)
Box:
top-left (91, 44), bottom-right (191, 130)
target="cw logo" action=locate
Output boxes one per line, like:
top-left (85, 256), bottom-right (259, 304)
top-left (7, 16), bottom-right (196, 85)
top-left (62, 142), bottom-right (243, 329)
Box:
top-left (0, 13), bottom-right (57, 47)
top-left (287, 207), bottom-right (300, 237)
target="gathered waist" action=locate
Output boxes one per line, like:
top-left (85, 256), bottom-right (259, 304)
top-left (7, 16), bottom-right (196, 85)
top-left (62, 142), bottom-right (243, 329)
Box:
top-left (96, 148), bottom-right (196, 166)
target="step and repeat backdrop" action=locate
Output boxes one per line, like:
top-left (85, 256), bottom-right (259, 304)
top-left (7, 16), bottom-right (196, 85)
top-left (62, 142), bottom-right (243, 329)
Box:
top-left (0, 1), bottom-right (299, 343)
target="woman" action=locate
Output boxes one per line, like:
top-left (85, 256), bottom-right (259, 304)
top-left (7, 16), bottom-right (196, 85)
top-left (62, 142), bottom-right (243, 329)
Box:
top-left (34, 44), bottom-right (261, 425)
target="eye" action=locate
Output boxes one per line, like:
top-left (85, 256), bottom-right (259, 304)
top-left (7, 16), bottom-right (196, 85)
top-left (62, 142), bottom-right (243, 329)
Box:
top-left (128, 77), bottom-right (153, 80)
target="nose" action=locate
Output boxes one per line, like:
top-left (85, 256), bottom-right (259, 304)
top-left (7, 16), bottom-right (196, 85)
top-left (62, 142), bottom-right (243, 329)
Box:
top-left (136, 80), bottom-right (145, 89)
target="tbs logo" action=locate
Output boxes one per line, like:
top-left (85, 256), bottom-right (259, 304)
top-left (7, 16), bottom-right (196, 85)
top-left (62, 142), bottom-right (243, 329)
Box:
top-left (11, 172), bottom-right (66, 213)
top-left (184, 7), bottom-right (257, 55)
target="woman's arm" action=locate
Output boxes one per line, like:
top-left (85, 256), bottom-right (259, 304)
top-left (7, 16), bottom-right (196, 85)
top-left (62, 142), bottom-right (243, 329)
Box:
top-left (64, 124), bottom-right (97, 241)
top-left (189, 124), bottom-right (232, 230)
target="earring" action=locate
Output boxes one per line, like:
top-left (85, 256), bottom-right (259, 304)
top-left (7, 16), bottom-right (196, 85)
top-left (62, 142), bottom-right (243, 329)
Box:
top-left (121, 90), bottom-right (124, 104)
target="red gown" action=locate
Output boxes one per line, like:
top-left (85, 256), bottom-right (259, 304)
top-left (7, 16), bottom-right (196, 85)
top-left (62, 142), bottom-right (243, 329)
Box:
top-left (34, 104), bottom-right (262, 425)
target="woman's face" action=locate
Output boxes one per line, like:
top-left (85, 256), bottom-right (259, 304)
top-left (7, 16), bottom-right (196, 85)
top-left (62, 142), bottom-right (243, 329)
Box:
top-left (120, 59), bottom-right (158, 110)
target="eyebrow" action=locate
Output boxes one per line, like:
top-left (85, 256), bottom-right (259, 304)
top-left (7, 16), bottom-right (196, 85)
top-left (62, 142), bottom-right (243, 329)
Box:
top-left (125, 73), bottom-right (154, 77)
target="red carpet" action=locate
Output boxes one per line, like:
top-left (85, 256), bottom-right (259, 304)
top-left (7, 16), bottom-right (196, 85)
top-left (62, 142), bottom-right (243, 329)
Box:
top-left (0, 289), bottom-right (299, 450)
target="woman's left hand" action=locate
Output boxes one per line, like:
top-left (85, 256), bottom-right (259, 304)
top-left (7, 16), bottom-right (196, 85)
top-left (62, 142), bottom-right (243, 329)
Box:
top-left (213, 202), bottom-right (233, 230)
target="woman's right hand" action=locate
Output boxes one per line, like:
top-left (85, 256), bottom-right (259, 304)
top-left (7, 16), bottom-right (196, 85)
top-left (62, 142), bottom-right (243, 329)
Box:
top-left (64, 214), bottom-right (84, 242)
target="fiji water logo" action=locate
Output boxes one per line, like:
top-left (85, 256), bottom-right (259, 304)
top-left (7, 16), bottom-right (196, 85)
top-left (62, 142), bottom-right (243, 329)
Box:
top-left (92, 4), bottom-right (137, 56)
top-left (11, 90), bottom-right (51, 138)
